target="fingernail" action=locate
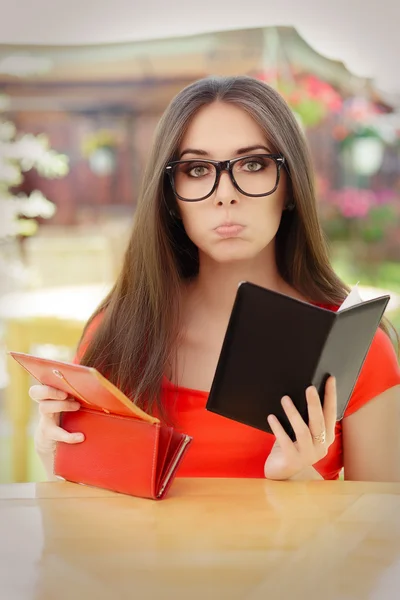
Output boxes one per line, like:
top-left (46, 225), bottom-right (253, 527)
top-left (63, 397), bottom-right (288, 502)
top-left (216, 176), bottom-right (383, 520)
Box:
top-left (282, 396), bottom-right (292, 407)
top-left (57, 390), bottom-right (67, 399)
top-left (74, 433), bottom-right (84, 442)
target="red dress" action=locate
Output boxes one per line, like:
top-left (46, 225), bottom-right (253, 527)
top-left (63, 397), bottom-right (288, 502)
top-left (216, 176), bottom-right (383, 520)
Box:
top-left (75, 308), bottom-right (400, 480)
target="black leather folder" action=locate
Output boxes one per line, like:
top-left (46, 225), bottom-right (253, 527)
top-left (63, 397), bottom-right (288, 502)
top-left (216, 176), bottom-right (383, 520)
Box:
top-left (206, 281), bottom-right (390, 440)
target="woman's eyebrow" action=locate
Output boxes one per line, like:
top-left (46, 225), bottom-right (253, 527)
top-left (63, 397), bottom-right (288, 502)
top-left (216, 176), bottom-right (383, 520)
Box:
top-left (235, 144), bottom-right (272, 155)
top-left (179, 148), bottom-right (209, 159)
top-left (179, 144), bottom-right (272, 159)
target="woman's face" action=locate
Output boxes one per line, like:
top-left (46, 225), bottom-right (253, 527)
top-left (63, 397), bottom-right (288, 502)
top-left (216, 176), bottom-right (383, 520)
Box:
top-left (174, 101), bottom-right (287, 264)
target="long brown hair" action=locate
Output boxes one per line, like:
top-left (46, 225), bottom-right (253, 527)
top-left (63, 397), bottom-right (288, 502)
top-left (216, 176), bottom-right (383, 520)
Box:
top-left (80, 75), bottom-right (397, 416)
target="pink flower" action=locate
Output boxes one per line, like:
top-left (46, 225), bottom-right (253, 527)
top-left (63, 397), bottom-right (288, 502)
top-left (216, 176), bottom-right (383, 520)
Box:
top-left (303, 75), bottom-right (343, 112)
top-left (375, 190), bottom-right (397, 205)
top-left (328, 188), bottom-right (376, 219)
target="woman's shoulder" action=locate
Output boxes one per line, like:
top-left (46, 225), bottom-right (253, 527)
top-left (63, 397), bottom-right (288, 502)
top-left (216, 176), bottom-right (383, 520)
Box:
top-left (344, 327), bottom-right (400, 417)
top-left (73, 310), bottom-right (106, 364)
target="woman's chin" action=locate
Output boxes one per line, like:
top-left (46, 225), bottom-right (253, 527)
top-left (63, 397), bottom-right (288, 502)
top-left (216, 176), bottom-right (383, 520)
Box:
top-left (209, 244), bottom-right (260, 264)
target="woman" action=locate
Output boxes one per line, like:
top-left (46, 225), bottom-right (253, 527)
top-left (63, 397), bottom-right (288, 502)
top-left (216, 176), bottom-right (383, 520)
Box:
top-left (30, 76), bottom-right (400, 482)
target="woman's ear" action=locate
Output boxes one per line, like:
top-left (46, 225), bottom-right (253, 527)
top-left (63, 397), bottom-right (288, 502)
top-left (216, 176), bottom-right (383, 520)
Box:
top-left (168, 207), bottom-right (181, 220)
top-left (163, 184), bottom-right (181, 220)
top-left (169, 195), bottom-right (182, 220)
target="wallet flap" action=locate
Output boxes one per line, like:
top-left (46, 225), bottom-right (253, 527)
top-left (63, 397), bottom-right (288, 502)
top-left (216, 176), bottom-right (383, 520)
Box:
top-left (155, 425), bottom-right (174, 489)
top-left (157, 431), bottom-right (192, 499)
top-left (9, 351), bottom-right (158, 423)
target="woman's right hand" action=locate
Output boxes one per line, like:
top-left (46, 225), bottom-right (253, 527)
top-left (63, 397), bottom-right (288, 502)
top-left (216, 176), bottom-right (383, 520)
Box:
top-left (29, 385), bottom-right (85, 456)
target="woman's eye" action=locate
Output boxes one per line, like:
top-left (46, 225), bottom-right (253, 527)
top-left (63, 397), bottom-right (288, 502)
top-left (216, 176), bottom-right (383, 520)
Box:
top-left (189, 165), bottom-right (209, 177)
top-left (243, 161), bottom-right (263, 172)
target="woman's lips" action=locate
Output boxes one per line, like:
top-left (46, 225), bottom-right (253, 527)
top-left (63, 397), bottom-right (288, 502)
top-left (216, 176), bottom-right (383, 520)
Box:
top-left (214, 224), bottom-right (245, 238)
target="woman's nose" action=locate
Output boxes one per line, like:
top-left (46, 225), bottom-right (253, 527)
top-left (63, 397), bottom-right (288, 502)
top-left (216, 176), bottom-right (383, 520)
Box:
top-left (213, 171), bottom-right (240, 206)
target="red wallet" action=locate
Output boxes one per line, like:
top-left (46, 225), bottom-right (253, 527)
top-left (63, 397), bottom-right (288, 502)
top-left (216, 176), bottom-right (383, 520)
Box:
top-left (9, 351), bottom-right (192, 499)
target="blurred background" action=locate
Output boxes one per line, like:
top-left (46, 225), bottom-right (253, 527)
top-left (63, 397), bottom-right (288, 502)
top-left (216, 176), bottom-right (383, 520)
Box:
top-left (0, 1), bottom-right (399, 483)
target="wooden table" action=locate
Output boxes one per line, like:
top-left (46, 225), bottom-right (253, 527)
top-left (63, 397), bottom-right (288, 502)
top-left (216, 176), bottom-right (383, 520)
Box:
top-left (2, 478), bottom-right (400, 600)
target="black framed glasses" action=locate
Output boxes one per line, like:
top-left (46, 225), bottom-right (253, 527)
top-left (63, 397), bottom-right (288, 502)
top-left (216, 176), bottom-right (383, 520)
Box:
top-left (165, 153), bottom-right (285, 202)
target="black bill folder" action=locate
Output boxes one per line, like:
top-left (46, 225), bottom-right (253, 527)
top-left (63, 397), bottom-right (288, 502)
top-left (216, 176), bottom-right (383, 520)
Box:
top-left (206, 282), bottom-right (390, 440)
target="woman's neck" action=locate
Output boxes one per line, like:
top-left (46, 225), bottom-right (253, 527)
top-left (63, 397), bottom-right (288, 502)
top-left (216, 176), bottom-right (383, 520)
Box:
top-left (185, 246), bottom-right (298, 320)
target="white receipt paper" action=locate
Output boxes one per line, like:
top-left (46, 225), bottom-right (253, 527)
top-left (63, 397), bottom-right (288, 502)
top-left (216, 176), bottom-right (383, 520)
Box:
top-left (338, 283), bottom-right (363, 312)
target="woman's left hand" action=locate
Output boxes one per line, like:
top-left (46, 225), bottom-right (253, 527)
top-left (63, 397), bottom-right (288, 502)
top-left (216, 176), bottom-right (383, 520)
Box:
top-left (264, 376), bottom-right (337, 481)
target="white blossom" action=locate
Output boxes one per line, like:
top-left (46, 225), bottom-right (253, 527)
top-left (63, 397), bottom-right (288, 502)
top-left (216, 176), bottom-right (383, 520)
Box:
top-left (0, 113), bottom-right (69, 246)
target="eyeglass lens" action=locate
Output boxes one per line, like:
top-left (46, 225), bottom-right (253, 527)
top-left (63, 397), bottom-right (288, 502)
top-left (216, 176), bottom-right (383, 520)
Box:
top-left (172, 155), bottom-right (279, 201)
